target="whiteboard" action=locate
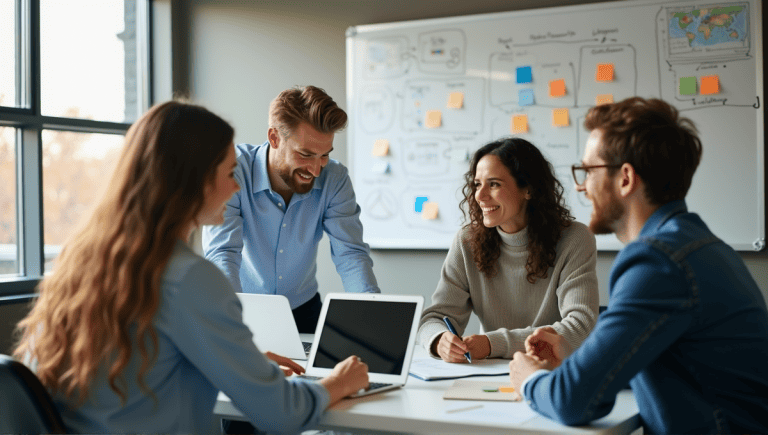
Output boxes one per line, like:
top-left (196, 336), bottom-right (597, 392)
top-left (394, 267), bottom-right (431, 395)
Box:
top-left (346, 0), bottom-right (764, 251)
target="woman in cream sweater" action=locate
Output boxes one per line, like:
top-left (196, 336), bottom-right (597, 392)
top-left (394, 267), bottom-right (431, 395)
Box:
top-left (418, 137), bottom-right (599, 362)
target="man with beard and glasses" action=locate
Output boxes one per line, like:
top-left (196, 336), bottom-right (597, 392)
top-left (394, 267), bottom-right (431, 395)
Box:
top-left (203, 86), bottom-right (379, 334)
top-left (508, 97), bottom-right (768, 434)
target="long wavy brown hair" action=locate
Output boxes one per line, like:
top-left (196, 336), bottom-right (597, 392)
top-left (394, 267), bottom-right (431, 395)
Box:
top-left (14, 101), bottom-right (234, 405)
top-left (460, 138), bottom-right (573, 283)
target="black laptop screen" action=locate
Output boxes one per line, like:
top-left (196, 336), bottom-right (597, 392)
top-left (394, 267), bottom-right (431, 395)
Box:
top-left (312, 299), bottom-right (417, 374)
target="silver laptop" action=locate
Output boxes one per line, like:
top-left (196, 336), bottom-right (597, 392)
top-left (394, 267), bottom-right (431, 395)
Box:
top-left (237, 293), bottom-right (311, 360)
top-left (303, 293), bottom-right (424, 397)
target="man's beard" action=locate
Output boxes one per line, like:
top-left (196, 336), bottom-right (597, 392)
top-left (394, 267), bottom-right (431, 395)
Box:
top-left (589, 189), bottom-right (624, 235)
top-left (277, 166), bottom-right (315, 194)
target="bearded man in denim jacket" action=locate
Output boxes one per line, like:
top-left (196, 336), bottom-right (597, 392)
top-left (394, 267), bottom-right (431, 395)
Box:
top-left (509, 97), bottom-right (768, 433)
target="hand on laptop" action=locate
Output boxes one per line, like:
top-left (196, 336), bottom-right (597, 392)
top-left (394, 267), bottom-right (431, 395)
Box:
top-left (319, 355), bottom-right (369, 406)
top-left (264, 351), bottom-right (305, 376)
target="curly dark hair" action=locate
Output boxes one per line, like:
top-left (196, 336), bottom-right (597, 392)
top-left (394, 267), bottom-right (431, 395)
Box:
top-left (460, 137), bottom-right (574, 283)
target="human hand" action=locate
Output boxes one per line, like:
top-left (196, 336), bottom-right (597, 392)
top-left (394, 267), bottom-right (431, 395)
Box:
top-left (320, 355), bottom-right (369, 405)
top-left (524, 327), bottom-right (571, 369)
top-left (264, 351), bottom-right (305, 376)
top-left (464, 334), bottom-right (491, 360)
top-left (435, 331), bottom-right (471, 363)
top-left (509, 351), bottom-right (551, 393)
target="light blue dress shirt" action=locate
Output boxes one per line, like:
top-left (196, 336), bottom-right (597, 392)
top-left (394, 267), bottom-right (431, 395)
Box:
top-left (202, 142), bottom-right (379, 309)
top-left (54, 241), bottom-right (330, 434)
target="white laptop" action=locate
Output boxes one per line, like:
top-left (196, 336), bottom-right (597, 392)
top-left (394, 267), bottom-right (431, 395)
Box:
top-left (237, 293), bottom-right (311, 360)
top-left (303, 293), bottom-right (424, 397)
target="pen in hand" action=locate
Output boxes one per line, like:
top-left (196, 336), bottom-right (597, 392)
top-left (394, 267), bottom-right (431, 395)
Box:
top-left (442, 316), bottom-right (472, 363)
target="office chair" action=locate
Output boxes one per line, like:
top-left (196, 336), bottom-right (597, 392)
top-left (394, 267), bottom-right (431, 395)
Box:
top-left (0, 354), bottom-right (67, 434)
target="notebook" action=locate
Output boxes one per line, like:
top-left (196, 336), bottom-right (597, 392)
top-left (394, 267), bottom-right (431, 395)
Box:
top-left (303, 293), bottom-right (424, 397)
top-left (237, 293), bottom-right (311, 360)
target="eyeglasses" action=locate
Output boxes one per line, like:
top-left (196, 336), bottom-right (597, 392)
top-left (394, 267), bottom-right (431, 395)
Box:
top-left (571, 164), bottom-right (621, 186)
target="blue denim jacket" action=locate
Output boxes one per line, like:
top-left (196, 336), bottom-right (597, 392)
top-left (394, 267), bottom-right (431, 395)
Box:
top-left (523, 200), bottom-right (768, 433)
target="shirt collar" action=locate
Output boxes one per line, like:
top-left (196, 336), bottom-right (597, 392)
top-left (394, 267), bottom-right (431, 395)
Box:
top-left (639, 199), bottom-right (688, 237)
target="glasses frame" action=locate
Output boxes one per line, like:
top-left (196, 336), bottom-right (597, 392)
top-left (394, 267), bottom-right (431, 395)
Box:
top-left (571, 164), bottom-right (622, 186)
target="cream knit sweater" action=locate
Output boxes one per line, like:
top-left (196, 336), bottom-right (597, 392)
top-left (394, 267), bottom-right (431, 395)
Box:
top-left (418, 221), bottom-right (599, 359)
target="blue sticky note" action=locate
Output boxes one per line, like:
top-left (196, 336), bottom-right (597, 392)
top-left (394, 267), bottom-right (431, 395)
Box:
top-left (516, 66), bottom-right (532, 84)
top-left (519, 89), bottom-right (534, 106)
top-left (415, 196), bottom-right (429, 213)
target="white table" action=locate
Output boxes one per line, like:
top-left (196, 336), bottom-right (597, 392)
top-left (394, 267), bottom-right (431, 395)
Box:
top-left (214, 347), bottom-right (642, 435)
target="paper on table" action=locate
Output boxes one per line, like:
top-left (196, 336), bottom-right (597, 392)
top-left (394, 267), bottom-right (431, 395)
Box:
top-left (443, 380), bottom-right (521, 401)
top-left (409, 355), bottom-right (510, 381)
top-left (442, 401), bottom-right (538, 425)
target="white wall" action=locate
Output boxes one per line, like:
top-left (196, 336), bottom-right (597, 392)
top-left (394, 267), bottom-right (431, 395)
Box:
top-left (181, 0), bottom-right (768, 334)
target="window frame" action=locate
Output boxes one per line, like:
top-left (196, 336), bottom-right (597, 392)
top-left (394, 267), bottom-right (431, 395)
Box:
top-left (0, 0), bottom-right (153, 296)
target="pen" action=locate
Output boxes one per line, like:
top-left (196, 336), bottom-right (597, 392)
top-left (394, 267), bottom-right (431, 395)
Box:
top-left (442, 316), bottom-right (472, 363)
top-left (446, 404), bottom-right (483, 414)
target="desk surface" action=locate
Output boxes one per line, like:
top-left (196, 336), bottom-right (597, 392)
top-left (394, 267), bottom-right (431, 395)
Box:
top-left (215, 347), bottom-right (641, 435)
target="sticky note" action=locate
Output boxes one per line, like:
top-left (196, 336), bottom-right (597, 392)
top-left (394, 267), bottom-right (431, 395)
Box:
top-left (518, 89), bottom-right (535, 106)
top-left (701, 75), bottom-right (719, 95)
top-left (371, 161), bottom-right (390, 174)
top-left (549, 79), bottom-right (566, 97)
top-left (414, 196), bottom-right (429, 213)
top-left (596, 94), bottom-right (614, 105)
top-left (447, 92), bottom-right (464, 109)
top-left (516, 66), bottom-right (533, 84)
top-left (421, 202), bottom-right (439, 220)
top-left (511, 115), bottom-right (528, 134)
top-left (596, 63), bottom-right (614, 82)
top-left (372, 139), bottom-right (389, 156)
top-left (553, 108), bottom-right (569, 127)
top-left (679, 77), bottom-right (697, 95)
top-left (425, 110), bottom-right (442, 128)
top-left (498, 386), bottom-right (516, 393)
top-left (482, 387), bottom-right (499, 392)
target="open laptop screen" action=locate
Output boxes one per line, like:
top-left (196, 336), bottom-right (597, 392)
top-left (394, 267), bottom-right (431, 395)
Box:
top-left (311, 299), bottom-right (417, 374)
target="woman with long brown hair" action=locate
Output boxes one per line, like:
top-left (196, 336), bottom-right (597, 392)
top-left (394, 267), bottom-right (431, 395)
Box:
top-left (13, 101), bottom-right (368, 433)
top-left (417, 137), bottom-right (599, 363)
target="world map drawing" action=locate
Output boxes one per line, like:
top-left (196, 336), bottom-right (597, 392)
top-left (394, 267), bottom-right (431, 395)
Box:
top-left (669, 4), bottom-right (747, 47)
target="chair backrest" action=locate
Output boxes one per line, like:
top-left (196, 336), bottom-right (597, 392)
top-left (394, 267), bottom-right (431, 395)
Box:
top-left (0, 354), bottom-right (67, 434)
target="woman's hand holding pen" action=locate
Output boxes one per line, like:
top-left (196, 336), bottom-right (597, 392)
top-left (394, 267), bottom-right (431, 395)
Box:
top-left (434, 332), bottom-right (491, 363)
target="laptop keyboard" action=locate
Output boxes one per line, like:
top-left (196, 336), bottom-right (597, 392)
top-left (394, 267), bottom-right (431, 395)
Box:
top-left (298, 375), bottom-right (392, 392)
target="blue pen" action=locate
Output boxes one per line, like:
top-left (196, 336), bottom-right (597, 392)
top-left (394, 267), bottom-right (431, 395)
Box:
top-left (442, 316), bottom-right (472, 363)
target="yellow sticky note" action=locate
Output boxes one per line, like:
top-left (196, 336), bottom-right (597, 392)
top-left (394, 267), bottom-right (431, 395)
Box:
top-left (596, 94), bottom-right (614, 105)
top-left (499, 386), bottom-right (516, 393)
top-left (549, 79), bottom-right (566, 98)
top-left (700, 75), bottom-right (719, 95)
top-left (421, 202), bottom-right (439, 220)
top-left (511, 115), bottom-right (528, 134)
top-left (372, 139), bottom-right (389, 156)
top-left (596, 63), bottom-right (614, 82)
top-left (425, 110), bottom-right (442, 128)
top-left (447, 92), bottom-right (464, 109)
top-left (553, 108), bottom-right (569, 127)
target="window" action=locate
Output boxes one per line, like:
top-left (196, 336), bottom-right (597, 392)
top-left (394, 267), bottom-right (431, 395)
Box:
top-left (0, 0), bottom-right (151, 295)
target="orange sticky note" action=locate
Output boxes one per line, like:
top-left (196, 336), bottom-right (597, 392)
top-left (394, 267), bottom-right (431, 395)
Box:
top-left (372, 139), bottom-right (389, 156)
top-left (425, 110), bottom-right (442, 128)
top-left (596, 63), bottom-right (614, 82)
top-left (421, 202), bottom-right (439, 220)
top-left (553, 108), bottom-right (569, 127)
top-left (511, 115), bottom-right (528, 134)
top-left (499, 386), bottom-right (516, 393)
top-left (700, 75), bottom-right (719, 95)
top-left (549, 79), bottom-right (566, 98)
top-left (447, 92), bottom-right (464, 109)
top-left (596, 94), bottom-right (614, 105)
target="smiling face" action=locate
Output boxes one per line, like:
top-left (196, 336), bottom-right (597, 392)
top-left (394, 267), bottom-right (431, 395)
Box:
top-left (199, 144), bottom-right (239, 226)
top-left (268, 122), bottom-right (334, 198)
top-left (577, 129), bottom-right (624, 235)
top-left (474, 154), bottom-right (530, 234)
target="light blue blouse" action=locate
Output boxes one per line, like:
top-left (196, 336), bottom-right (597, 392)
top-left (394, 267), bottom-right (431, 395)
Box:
top-left (54, 241), bottom-right (330, 434)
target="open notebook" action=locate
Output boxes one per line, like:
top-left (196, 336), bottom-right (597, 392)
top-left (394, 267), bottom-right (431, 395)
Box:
top-left (302, 293), bottom-right (424, 397)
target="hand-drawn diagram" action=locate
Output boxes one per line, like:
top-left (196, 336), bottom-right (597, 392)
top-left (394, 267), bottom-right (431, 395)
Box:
top-left (418, 29), bottom-right (466, 74)
top-left (359, 86), bottom-right (396, 133)
top-left (365, 37), bottom-right (411, 79)
top-left (401, 78), bottom-right (484, 133)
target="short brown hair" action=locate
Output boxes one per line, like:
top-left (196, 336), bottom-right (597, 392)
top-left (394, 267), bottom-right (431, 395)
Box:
top-left (268, 85), bottom-right (347, 137)
top-left (584, 97), bottom-right (702, 205)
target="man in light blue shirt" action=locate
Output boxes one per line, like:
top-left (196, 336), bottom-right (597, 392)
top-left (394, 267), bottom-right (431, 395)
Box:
top-left (203, 86), bottom-right (379, 333)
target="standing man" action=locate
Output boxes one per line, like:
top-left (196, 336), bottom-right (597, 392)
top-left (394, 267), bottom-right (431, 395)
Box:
top-left (203, 86), bottom-right (379, 333)
top-left (509, 97), bottom-right (768, 433)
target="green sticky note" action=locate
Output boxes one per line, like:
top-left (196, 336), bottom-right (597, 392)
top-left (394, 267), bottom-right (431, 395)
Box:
top-left (679, 77), bottom-right (697, 95)
top-left (482, 387), bottom-right (498, 392)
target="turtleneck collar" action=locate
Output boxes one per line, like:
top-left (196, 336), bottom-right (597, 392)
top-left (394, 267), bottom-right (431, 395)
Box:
top-left (497, 225), bottom-right (528, 247)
